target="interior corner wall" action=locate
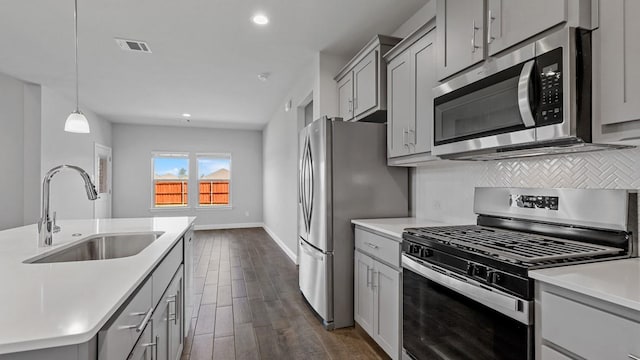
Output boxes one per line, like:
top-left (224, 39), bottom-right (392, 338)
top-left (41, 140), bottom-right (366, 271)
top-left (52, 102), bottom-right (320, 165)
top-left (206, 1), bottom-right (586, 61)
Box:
top-left (23, 83), bottom-right (42, 226)
top-left (0, 72), bottom-right (27, 230)
top-left (314, 53), bottom-right (348, 120)
top-left (111, 124), bottom-right (263, 228)
top-left (40, 86), bottom-right (112, 221)
top-left (262, 63), bottom-right (315, 261)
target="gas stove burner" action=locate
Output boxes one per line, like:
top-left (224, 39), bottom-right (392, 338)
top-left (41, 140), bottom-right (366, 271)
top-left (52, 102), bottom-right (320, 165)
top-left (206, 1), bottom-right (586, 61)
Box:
top-left (406, 225), bottom-right (624, 265)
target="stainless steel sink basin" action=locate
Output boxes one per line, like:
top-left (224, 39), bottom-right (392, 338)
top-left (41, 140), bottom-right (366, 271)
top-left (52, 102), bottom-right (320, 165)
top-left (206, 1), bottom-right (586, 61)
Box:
top-left (27, 232), bottom-right (164, 263)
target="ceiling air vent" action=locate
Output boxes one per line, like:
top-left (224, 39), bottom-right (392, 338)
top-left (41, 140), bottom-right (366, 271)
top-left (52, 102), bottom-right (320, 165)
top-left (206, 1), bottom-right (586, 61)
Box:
top-left (115, 38), bottom-right (152, 53)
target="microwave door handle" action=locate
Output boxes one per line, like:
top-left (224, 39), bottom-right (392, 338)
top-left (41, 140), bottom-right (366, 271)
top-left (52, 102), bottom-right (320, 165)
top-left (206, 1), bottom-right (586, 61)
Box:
top-left (517, 60), bottom-right (537, 128)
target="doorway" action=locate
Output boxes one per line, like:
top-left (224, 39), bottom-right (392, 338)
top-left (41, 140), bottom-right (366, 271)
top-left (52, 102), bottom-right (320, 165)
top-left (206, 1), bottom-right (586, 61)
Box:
top-left (94, 143), bottom-right (112, 218)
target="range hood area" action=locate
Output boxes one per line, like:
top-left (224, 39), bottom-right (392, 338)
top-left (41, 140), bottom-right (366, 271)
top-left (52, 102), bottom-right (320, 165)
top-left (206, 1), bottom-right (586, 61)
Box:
top-left (442, 138), bottom-right (632, 161)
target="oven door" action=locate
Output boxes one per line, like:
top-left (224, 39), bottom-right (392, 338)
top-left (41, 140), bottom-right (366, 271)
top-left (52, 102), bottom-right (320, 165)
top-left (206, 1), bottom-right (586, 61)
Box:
top-left (402, 255), bottom-right (533, 360)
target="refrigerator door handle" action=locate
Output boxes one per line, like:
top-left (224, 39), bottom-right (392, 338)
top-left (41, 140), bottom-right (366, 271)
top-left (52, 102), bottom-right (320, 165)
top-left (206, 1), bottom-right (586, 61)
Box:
top-left (300, 135), bottom-right (310, 234)
top-left (306, 137), bottom-right (314, 232)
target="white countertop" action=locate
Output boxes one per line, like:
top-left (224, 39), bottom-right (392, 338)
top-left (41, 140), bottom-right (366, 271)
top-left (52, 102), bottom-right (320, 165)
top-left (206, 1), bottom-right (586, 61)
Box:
top-left (351, 217), bottom-right (463, 239)
top-left (530, 258), bottom-right (640, 312)
top-left (0, 216), bottom-right (195, 355)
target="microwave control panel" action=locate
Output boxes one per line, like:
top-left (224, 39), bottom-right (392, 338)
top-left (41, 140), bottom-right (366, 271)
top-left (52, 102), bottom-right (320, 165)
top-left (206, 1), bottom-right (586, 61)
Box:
top-left (537, 47), bottom-right (563, 125)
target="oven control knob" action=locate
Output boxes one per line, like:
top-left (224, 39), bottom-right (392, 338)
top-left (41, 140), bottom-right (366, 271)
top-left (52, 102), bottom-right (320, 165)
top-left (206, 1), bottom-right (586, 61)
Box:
top-left (409, 244), bottom-right (421, 255)
top-left (488, 271), bottom-right (503, 284)
top-left (466, 263), bottom-right (474, 276)
top-left (473, 265), bottom-right (488, 279)
top-left (420, 248), bottom-right (433, 258)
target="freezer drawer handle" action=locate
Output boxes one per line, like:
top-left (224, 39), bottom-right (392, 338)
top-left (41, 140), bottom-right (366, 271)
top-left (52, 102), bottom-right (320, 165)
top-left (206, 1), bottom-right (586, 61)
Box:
top-left (300, 241), bottom-right (324, 261)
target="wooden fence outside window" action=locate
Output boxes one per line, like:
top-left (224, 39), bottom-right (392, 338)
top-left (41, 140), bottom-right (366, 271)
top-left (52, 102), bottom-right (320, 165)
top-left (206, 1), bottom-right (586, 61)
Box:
top-left (154, 180), bottom-right (230, 206)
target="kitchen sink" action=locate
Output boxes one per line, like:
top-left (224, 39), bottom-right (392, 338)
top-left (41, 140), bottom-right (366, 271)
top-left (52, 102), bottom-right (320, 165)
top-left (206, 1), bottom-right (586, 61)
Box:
top-left (26, 232), bottom-right (164, 263)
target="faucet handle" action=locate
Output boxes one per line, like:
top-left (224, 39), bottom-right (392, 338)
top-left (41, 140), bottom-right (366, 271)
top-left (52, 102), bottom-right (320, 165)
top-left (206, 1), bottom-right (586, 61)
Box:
top-left (53, 211), bottom-right (61, 233)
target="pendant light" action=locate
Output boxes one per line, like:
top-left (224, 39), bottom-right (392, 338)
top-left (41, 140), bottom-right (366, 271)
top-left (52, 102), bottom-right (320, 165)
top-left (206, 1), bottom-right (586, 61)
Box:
top-left (64, 0), bottom-right (90, 133)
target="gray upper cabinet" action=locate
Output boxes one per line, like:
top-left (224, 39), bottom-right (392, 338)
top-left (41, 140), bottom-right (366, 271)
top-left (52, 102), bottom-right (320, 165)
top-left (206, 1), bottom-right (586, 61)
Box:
top-left (353, 50), bottom-right (378, 118)
top-left (593, 0), bottom-right (640, 143)
top-left (436, 0), bottom-right (485, 80)
top-left (335, 35), bottom-right (401, 122)
top-left (337, 74), bottom-right (354, 121)
top-left (486, 0), bottom-right (567, 56)
top-left (385, 22), bottom-right (439, 166)
top-left (387, 51), bottom-right (412, 158)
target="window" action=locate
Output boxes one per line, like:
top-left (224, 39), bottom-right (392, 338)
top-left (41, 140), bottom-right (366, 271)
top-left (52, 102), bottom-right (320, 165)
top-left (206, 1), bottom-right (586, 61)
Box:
top-left (197, 154), bottom-right (231, 207)
top-left (152, 153), bottom-right (189, 207)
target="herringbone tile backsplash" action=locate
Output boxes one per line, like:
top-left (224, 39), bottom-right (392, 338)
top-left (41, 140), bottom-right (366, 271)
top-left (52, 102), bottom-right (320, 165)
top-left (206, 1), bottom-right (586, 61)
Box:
top-left (414, 147), bottom-right (640, 223)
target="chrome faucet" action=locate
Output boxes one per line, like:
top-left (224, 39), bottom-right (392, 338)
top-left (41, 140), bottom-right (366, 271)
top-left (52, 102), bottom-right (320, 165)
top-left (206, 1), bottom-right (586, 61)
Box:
top-left (38, 165), bottom-right (98, 247)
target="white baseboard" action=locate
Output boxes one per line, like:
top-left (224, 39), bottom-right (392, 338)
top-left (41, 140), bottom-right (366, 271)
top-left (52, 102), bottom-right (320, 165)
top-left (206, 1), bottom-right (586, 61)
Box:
top-left (262, 225), bottom-right (298, 265)
top-left (194, 222), bottom-right (264, 231)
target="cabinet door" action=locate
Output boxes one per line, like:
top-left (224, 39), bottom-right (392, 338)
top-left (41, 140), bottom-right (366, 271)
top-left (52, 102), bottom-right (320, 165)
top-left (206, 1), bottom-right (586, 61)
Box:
top-left (596, 0), bottom-right (640, 125)
top-left (337, 73), bottom-right (354, 121)
top-left (372, 260), bottom-right (401, 360)
top-left (168, 269), bottom-right (184, 360)
top-left (412, 31), bottom-right (437, 154)
top-left (353, 50), bottom-right (378, 117)
top-left (437, 0), bottom-right (485, 80)
top-left (387, 51), bottom-right (413, 158)
top-left (487, 0), bottom-right (567, 56)
top-left (354, 251), bottom-right (374, 335)
top-left (152, 297), bottom-right (170, 360)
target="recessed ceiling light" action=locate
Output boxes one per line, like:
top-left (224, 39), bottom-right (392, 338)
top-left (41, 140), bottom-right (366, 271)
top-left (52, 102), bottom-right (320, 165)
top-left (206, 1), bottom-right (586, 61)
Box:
top-left (182, 113), bottom-right (191, 118)
top-left (252, 14), bottom-right (269, 25)
top-left (257, 72), bottom-right (271, 82)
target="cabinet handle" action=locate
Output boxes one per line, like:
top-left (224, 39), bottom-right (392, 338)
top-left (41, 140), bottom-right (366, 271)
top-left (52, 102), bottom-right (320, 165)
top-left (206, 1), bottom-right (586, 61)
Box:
top-left (487, 10), bottom-right (496, 44)
top-left (408, 129), bottom-right (415, 149)
top-left (167, 294), bottom-right (177, 322)
top-left (136, 308), bottom-right (154, 333)
top-left (366, 265), bottom-right (371, 287)
top-left (471, 20), bottom-right (480, 53)
top-left (365, 242), bottom-right (379, 250)
top-left (118, 307), bottom-right (153, 331)
top-left (629, 355), bottom-right (640, 360)
top-left (371, 271), bottom-right (377, 289)
top-left (348, 98), bottom-right (353, 113)
top-left (403, 128), bottom-right (409, 149)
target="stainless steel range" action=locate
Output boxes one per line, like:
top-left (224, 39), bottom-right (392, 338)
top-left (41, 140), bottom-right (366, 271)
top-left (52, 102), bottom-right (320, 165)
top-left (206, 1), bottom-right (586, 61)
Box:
top-left (401, 187), bottom-right (637, 360)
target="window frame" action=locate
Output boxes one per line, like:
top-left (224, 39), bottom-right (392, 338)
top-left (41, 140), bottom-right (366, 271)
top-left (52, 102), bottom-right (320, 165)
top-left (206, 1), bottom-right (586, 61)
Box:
top-left (150, 152), bottom-right (191, 209)
top-left (196, 153), bottom-right (232, 209)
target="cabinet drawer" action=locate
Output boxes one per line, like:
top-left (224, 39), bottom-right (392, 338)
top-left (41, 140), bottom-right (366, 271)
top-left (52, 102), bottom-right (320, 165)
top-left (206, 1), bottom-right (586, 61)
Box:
top-left (355, 228), bottom-right (400, 268)
top-left (99, 278), bottom-right (153, 360)
top-left (153, 239), bottom-right (183, 306)
top-left (541, 291), bottom-right (640, 359)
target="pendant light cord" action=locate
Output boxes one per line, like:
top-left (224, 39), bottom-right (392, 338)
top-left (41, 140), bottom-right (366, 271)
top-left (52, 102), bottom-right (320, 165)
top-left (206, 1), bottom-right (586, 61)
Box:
top-left (74, 0), bottom-right (79, 112)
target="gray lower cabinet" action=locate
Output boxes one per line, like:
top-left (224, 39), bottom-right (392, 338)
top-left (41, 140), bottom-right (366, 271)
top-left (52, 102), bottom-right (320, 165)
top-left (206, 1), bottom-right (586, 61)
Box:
top-left (353, 227), bottom-right (401, 360)
top-left (537, 283), bottom-right (640, 360)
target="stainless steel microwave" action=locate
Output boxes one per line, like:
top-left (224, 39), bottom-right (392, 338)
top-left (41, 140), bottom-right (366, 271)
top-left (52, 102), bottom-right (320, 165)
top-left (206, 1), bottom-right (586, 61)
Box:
top-left (432, 27), bottom-right (628, 160)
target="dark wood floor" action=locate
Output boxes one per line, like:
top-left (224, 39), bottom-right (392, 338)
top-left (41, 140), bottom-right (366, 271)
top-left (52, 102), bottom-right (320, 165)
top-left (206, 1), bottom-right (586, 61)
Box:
top-left (181, 228), bottom-right (387, 360)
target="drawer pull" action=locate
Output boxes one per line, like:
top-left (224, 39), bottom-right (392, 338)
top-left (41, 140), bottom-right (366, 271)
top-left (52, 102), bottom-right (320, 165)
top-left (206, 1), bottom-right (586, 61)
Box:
top-left (365, 242), bottom-right (379, 249)
top-left (629, 355), bottom-right (640, 360)
top-left (136, 308), bottom-right (153, 333)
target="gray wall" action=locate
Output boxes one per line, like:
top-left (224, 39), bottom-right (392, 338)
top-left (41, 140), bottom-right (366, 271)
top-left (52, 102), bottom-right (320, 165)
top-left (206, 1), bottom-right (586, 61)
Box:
top-left (0, 72), bottom-right (40, 230)
top-left (112, 123), bottom-right (263, 228)
top-left (40, 87), bottom-right (112, 221)
top-left (262, 63), bottom-right (315, 263)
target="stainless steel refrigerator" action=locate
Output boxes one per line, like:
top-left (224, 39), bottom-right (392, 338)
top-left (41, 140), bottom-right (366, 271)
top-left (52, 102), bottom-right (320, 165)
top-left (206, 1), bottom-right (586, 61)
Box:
top-left (298, 116), bottom-right (408, 330)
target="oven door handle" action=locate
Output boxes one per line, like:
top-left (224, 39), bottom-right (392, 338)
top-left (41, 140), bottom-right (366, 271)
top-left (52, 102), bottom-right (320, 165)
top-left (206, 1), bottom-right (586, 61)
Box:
top-left (402, 255), bottom-right (532, 325)
top-left (518, 59), bottom-right (537, 128)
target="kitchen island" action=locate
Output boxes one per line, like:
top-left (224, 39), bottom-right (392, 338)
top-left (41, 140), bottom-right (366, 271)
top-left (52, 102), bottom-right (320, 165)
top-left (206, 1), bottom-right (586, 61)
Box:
top-left (0, 216), bottom-right (195, 359)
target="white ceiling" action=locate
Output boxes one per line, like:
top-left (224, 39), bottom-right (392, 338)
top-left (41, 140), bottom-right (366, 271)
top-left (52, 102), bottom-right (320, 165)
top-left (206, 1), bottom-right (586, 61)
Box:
top-left (0, 0), bottom-right (428, 129)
